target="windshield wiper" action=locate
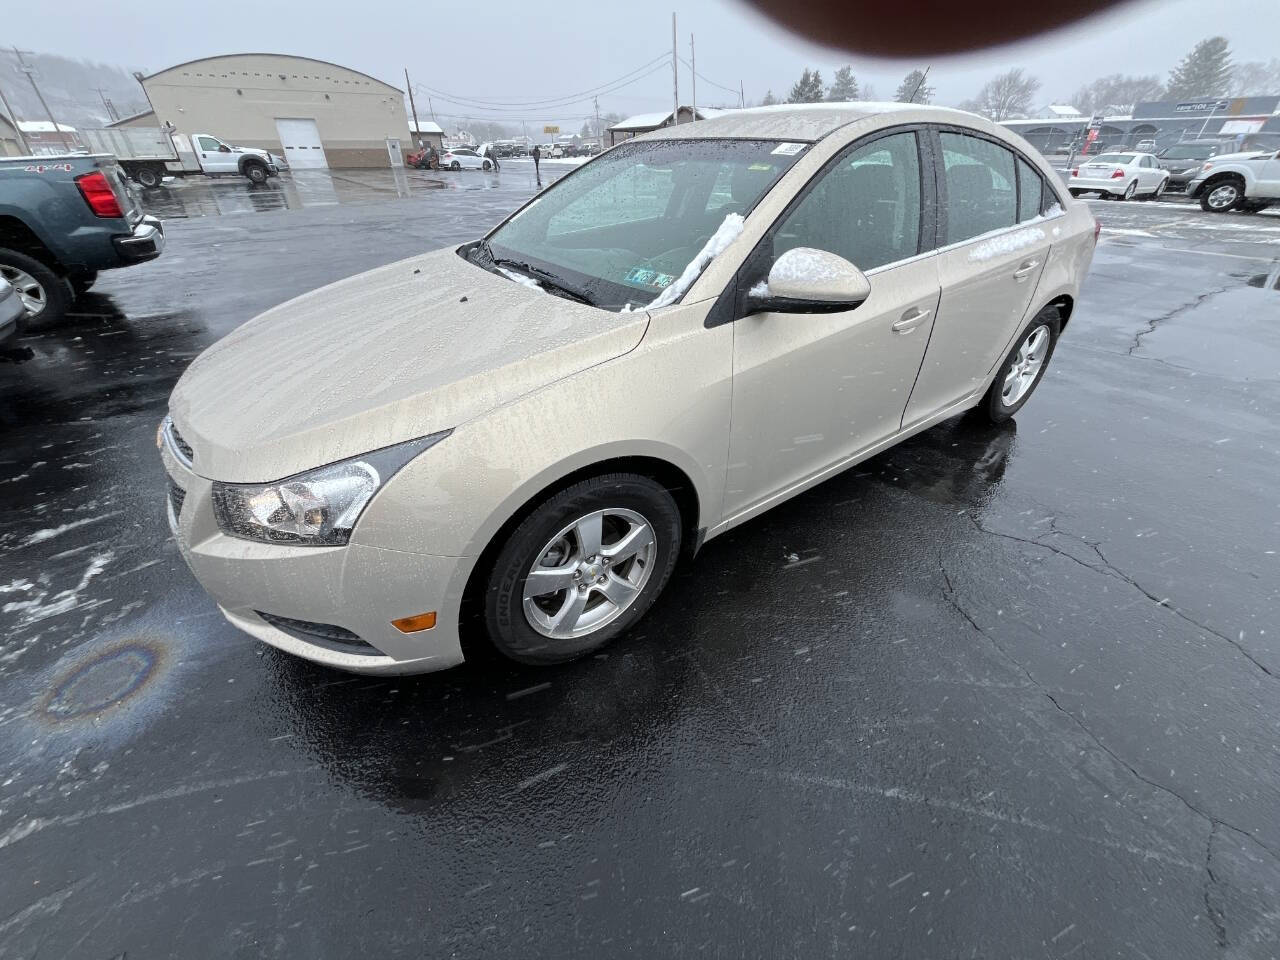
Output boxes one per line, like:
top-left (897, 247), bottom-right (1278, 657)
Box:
top-left (494, 257), bottom-right (595, 306)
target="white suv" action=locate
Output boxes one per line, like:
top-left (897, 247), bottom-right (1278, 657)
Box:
top-left (1187, 148), bottom-right (1280, 213)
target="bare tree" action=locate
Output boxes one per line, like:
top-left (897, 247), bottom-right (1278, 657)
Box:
top-left (1230, 59), bottom-right (1280, 96)
top-left (961, 68), bottom-right (1042, 121)
top-left (1071, 74), bottom-right (1164, 115)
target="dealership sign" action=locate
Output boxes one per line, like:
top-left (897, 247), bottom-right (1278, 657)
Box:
top-left (1174, 100), bottom-right (1230, 113)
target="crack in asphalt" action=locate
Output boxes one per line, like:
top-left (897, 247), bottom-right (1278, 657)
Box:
top-left (1126, 285), bottom-right (1231, 356)
top-left (1204, 822), bottom-right (1228, 948)
top-left (963, 513), bottom-right (1276, 682)
top-left (939, 557), bottom-right (1280, 945)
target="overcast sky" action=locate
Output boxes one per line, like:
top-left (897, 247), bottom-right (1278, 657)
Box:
top-left (8, 0), bottom-right (1279, 130)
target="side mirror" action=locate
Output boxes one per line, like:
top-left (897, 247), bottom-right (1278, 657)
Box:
top-left (219, 145), bottom-right (232, 153)
top-left (749, 248), bottom-right (871, 314)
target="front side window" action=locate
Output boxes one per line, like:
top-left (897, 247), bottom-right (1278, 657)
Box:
top-left (941, 132), bottom-right (1017, 244)
top-left (484, 139), bottom-right (806, 308)
top-left (771, 131), bottom-right (923, 272)
top-left (197, 136), bottom-right (221, 152)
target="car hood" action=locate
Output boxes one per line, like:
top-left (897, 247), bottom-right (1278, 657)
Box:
top-left (169, 247), bottom-right (650, 482)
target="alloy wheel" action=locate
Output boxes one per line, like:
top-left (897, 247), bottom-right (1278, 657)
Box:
top-left (0, 265), bottom-right (46, 316)
top-left (522, 508), bottom-right (657, 640)
top-left (1001, 324), bottom-right (1050, 407)
top-left (1207, 184), bottom-right (1238, 210)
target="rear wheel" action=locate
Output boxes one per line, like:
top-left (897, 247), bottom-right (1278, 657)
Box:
top-left (981, 308), bottom-right (1061, 423)
top-left (1201, 178), bottom-right (1243, 213)
top-left (482, 160), bottom-right (492, 171)
top-left (0, 249), bottom-right (71, 325)
top-left (482, 474), bottom-right (682, 665)
top-left (135, 165), bottom-right (164, 189)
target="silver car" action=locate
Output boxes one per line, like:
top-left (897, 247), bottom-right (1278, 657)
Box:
top-left (161, 104), bottom-right (1098, 675)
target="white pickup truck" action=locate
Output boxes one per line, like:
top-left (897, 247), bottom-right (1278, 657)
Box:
top-left (1185, 148), bottom-right (1280, 213)
top-left (79, 126), bottom-right (285, 188)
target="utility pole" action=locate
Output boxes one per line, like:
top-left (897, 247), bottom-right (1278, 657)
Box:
top-left (740, 80), bottom-right (745, 109)
top-left (0, 80), bottom-right (29, 153)
top-left (671, 13), bottom-right (679, 125)
top-left (593, 95), bottom-right (600, 146)
top-left (12, 47), bottom-right (59, 132)
top-left (405, 68), bottom-right (421, 145)
top-left (690, 34), bottom-right (696, 121)
top-left (428, 96), bottom-right (436, 122)
top-left (93, 86), bottom-right (119, 122)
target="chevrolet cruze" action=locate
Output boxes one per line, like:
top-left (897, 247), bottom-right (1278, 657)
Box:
top-left (160, 104), bottom-right (1097, 675)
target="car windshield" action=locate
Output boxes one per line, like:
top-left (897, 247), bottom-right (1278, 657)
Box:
top-left (1093, 153), bottom-right (1135, 164)
top-left (1158, 145), bottom-right (1214, 159)
top-left (480, 138), bottom-right (808, 309)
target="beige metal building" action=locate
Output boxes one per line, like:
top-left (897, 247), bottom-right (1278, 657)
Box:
top-left (114, 53), bottom-right (412, 168)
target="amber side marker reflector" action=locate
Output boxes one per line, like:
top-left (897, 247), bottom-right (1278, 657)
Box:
top-left (392, 612), bottom-right (437, 633)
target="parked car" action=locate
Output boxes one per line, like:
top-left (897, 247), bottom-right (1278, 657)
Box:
top-left (0, 153), bottom-right (164, 324)
top-left (1068, 152), bottom-right (1169, 200)
top-left (161, 103), bottom-right (1097, 676)
top-left (1134, 138), bottom-right (1157, 152)
top-left (1186, 148), bottom-right (1280, 213)
top-left (441, 148), bottom-right (490, 171)
top-left (0, 277), bottom-right (25, 347)
top-left (80, 127), bottom-right (282, 188)
top-left (1156, 141), bottom-right (1224, 192)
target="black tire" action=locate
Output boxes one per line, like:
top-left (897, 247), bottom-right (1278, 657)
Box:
top-left (981, 307), bottom-right (1062, 424)
top-left (482, 473), bottom-right (683, 666)
top-left (244, 162), bottom-right (268, 185)
top-left (135, 165), bottom-right (164, 189)
top-left (482, 160), bottom-right (492, 171)
top-left (1200, 177), bottom-right (1243, 213)
top-left (1121, 180), bottom-right (1137, 200)
top-left (70, 271), bottom-right (98, 296)
top-left (450, 160), bottom-right (461, 171)
top-left (0, 248), bottom-right (71, 325)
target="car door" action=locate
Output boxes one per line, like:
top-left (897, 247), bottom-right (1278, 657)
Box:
top-left (901, 129), bottom-right (1052, 428)
top-left (1139, 155), bottom-right (1161, 190)
top-left (196, 136), bottom-right (236, 174)
top-left (722, 128), bottom-right (942, 520)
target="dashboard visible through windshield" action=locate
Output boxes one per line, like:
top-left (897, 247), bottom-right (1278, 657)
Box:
top-left (476, 138), bottom-right (810, 309)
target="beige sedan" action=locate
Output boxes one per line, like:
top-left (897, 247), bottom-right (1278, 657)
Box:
top-left (161, 103), bottom-right (1098, 675)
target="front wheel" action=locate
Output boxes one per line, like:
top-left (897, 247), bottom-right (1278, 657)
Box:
top-left (482, 474), bottom-right (682, 665)
top-left (981, 308), bottom-right (1062, 423)
top-left (1201, 180), bottom-right (1242, 213)
top-left (244, 163), bottom-right (268, 184)
top-left (1121, 180), bottom-right (1137, 200)
top-left (482, 160), bottom-right (492, 171)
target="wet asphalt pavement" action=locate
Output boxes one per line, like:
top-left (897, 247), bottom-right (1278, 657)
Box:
top-left (2, 167), bottom-right (1279, 959)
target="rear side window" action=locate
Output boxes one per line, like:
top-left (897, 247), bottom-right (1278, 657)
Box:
top-left (940, 132), bottom-right (1017, 244)
top-left (1016, 157), bottom-right (1044, 222)
top-left (772, 131), bottom-right (923, 272)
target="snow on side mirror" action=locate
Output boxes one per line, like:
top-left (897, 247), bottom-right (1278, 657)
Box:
top-left (750, 247), bottom-right (871, 314)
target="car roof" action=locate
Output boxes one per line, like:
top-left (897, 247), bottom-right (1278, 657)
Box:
top-left (633, 102), bottom-right (978, 144)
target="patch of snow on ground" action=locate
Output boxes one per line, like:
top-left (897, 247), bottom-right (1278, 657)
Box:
top-left (968, 226), bottom-right (1046, 262)
top-left (647, 213), bottom-right (745, 310)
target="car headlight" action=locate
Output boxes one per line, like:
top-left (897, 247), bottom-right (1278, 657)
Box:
top-left (211, 431), bottom-right (450, 545)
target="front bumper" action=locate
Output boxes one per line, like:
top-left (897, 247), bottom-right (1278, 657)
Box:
top-left (1185, 177), bottom-right (1209, 198)
top-left (113, 216), bottom-right (165, 264)
top-left (160, 434), bottom-right (471, 675)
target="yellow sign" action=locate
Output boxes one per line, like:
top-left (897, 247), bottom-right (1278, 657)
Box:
top-left (543, 125), bottom-right (560, 134)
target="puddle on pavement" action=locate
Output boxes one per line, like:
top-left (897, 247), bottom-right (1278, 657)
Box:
top-left (1246, 261), bottom-right (1280, 291)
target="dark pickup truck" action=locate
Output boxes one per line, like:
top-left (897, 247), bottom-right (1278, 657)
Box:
top-left (0, 153), bottom-right (164, 326)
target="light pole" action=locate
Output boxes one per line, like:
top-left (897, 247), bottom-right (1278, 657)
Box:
top-left (13, 47), bottom-right (59, 132)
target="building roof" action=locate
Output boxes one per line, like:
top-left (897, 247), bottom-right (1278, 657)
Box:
top-left (610, 106), bottom-right (727, 132)
top-left (1042, 104), bottom-right (1083, 117)
top-left (106, 109), bottom-right (156, 128)
top-left (410, 120), bottom-right (444, 134)
top-left (17, 120), bottom-right (77, 133)
top-left (630, 102), bottom-right (973, 143)
top-left (143, 53), bottom-right (401, 92)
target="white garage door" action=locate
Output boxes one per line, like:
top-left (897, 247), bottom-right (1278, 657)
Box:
top-left (275, 118), bottom-right (328, 170)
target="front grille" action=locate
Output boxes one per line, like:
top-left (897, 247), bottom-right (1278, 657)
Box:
top-left (167, 420), bottom-right (194, 466)
top-left (255, 611), bottom-right (379, 654)
top-left (169, 482), bottom-right (186, 517)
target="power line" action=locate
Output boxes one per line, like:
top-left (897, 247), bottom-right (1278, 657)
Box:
top-left (412, 53), bottom-right (668, 110)
top-left (414, 61), bottom-right (671, 117)
top-left (676, 56), bottom-right (740, 97)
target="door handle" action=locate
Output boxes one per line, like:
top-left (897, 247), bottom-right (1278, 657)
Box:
top-left (1013, 259), bottom-right (1040, 281)
top-left (891, 307), bottom-right (931, 334)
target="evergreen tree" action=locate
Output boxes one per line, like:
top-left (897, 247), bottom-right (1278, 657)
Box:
top-left (827, 66), bottom-right (859, 101)
top-left (761, 89), bottom-right (778, 106)
top-left (895, 69), bottom-right (934, 104)
top-left (787, 68), bottom-right (825, 104)
top-left (1166, 37), bottom-right (1233, 100)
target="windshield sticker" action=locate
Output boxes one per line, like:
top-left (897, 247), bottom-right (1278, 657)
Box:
top-left (771, 142), bottom-right (806, 156)
top-left (748, 163), bottom-right (774, 171)
top-left (623, 267), bottom-right (675, 291)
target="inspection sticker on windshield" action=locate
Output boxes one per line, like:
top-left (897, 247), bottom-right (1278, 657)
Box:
top-left (771, 142), bottom-right (806, 156)
top-left (623, 267), bottom-right (675, 291)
